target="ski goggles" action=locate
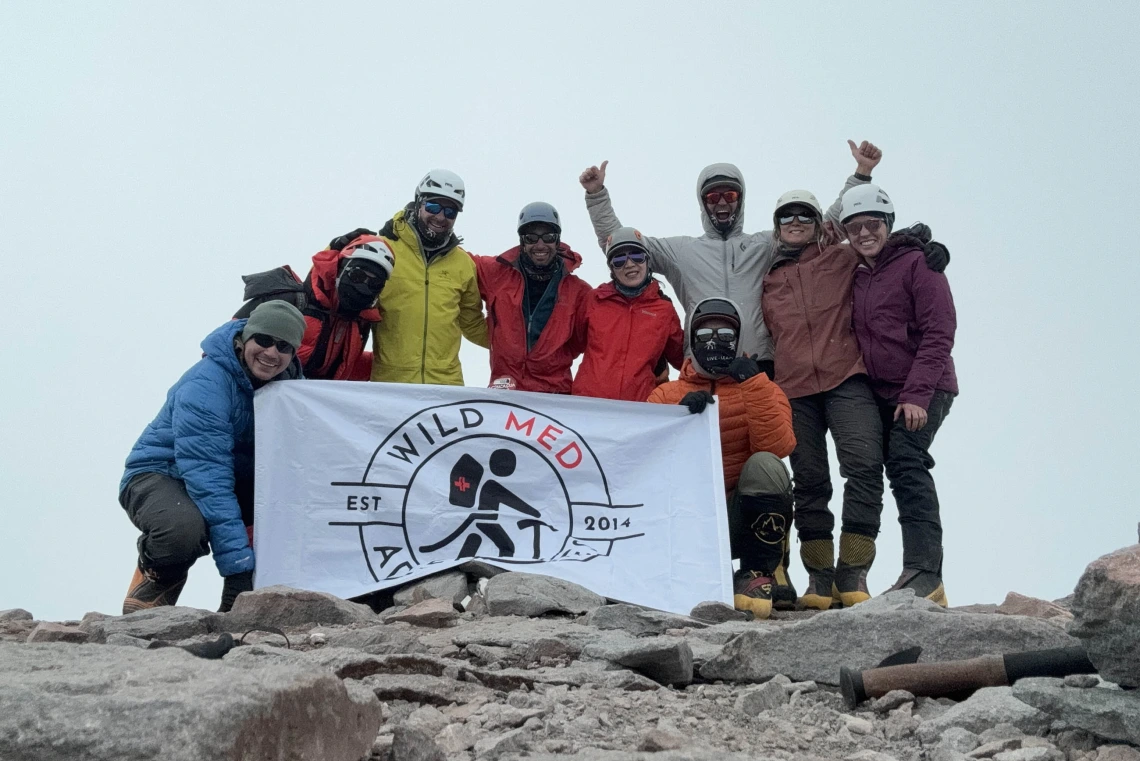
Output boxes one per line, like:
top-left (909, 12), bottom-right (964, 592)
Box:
top-left (522, 232), bottom-right (559, 245)
top-left (250, 334), bottom-right (295, 353)
top-left (703, 189), bottom-right (740, 205)
top-left (422, 201), bottom-right (459, 219)
top-left (778, 213), bottom-right (817, 225)
top-left (343, 264), bottom-right (387, 288)
top-left (843, 217), bottom-right (886, 237)
top-left (609, 250), bottom-right (648, 268)
top-left (694, 327), bottom-right (737, 343)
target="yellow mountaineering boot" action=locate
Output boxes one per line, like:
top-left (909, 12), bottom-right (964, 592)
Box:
top-left (833, 532), bottom-right (876, 608)
top-left (733, 570), bottom-right (774, 620)
top-left (799, 538), bottom-right (839, 611)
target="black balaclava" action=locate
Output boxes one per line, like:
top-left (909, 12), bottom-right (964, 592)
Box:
top-left (336, 259), bottom-right (388, 314)
top-left (690, 300), bottom-right (741, 376)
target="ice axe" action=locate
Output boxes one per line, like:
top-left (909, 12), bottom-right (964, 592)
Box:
top-left (839, 645), bottom-right (1095, 709)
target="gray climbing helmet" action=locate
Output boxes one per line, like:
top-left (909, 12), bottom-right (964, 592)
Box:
top-left (517, 201), bottom-right (561, 234)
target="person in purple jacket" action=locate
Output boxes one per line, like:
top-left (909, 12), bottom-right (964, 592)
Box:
top-left (842, 183), bottom-right (958, 607)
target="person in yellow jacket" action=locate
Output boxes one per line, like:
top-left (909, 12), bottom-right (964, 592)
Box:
top-left (329, 169), bottom-right (489, 385)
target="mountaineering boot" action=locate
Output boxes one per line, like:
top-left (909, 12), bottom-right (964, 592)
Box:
top-left (886, 568), bottom-right (948, 607)
top-left (771, 535), bottom-right (798, 611)
top-left (799, 538), bottom-right (839, 610)
top-left (123, 564), bottom-right (188, 615)
top-left (833, 532), bottom-right (876, 607)
top-left (733, 570), bottom-right (774, 620)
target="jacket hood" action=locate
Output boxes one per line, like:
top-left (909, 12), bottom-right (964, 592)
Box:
top-left (696, 163), bottom-right (746, 238)
top-left (871, 233), bottom-right (926, 270)
top-left (307, 247), bottom-right (383, 319)
top-left (685, 295), bottom-right (744, 378)
top-left (495, 242), bottom-right (583, 274)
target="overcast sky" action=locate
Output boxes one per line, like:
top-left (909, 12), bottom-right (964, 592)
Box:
top-left (3, 3), bottom-right (1138, 621)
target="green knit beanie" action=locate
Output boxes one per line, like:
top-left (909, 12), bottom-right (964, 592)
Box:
top-left (241, 301), bottom-right (306, 351)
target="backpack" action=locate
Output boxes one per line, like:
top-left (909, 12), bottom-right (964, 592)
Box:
top-left (232, 265), bottom-right (307, 319)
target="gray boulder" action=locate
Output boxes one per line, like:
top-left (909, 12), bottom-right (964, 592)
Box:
top-left (1069, 544), bottom-right (1140, 688)
top-left (26, 622), bottom-right (89, 644)
top-left (0, 642), bottom-right (380, 761)
top-left (701, 590), bottom-right (1079, 685)
top-left (915, 686), bottom-right (1050, 742)
top-left (583, 634), bottom-right (693, 686)
top-left (485, 572), bottom-right (606, 617)
top-left (996, 593), bottom-right (1073, 623)
top-left (80, 606), bottom-right (223, 643)
top-left (391, 725), bottom-right (446, 761)
top-left (734, 679), bottom-right (789, 715)
top-left (224, 585), bottom-right (377, 629)
top-left (383, 597), bottom-right (459, 628)
top-left (393, 571), bottom-right (470, 607)
top-left (690, 600), bottom-right (750, 624)
top-left (0, 609), bottom-right (33, 622)
top-left (1012, 676), bottom-right (1140, 746)
top-left (583, 603), bottom-right (707, 636)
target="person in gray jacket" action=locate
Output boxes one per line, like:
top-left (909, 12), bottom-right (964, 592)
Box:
top-left (578, 140), bottom-right (882, 375)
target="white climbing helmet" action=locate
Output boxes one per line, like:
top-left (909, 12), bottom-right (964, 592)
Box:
top-left (840, 184), bottom-right (894, 223)
top-left (344, 237), bottom-right (396, 277)
top-left (773, 189), bottom-right (824, 227)
top-left (416, 169), bottom-right (466, 210)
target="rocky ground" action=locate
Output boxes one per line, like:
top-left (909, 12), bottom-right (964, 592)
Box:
top-left (2, 545), bottom-right (1138, 761)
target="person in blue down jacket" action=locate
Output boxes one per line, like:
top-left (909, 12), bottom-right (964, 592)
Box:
top-left (119, 301), bottom-right (306, 614)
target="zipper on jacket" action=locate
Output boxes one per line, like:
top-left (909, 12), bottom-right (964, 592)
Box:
top-left (421, 266), bottom-right (429, 384)
top-left (794, 264), bottom-right (824, 394)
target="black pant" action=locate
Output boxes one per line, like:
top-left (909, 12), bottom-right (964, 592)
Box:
top-left (789, 376), bottom-right (885, 542)
top-left (120, 472), bottom-right (210, 575)
top-left (729, 453), bottom-right (793, 574)
top-left (876, 390), bottom-right (954, 573)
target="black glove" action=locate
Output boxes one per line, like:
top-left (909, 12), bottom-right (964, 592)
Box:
top-left (923, 240), bottom-right (950, 273)
top-left (328, 227), bottom-right (376, 251)
top-left (679, 390), bottom-right (716, 415)
top-left (726, 355), bottom-right (761, 383)
top-left (218, 570), bottom-right (254, 613)
top-left (895, 222), bottom-right (932, 243)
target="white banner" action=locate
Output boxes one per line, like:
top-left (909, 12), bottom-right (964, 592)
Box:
top-left (254, 381), bottom-right (732, 615)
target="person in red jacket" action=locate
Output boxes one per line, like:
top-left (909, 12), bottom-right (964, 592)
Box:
top-left (648, 298), bottom-right (797, 619)
top-left (572, 227), bottom-right (684, 401)
top-left (471, 202), bottom-right (592, 393)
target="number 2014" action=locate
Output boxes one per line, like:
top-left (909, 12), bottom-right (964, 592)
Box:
top-left (583, 516), bottom-right (631, 531)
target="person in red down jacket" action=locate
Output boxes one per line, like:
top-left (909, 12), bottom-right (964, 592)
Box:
top-left (471, 202), bottom-right (592, 393)
top-left (572, 227), bottom-right (684, 401)
top-left (299, 234), bottom-right (395, 380)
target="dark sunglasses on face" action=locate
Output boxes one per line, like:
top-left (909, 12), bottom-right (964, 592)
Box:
top-left (610, 251), bottom-right (648, 268)
top-left (422, 201), bottom-right (459, 219)
top-left (522, 232), bottom-right (559, 245)
top-left (779, 214), bottom-right (817, 225)
top-left (250, 333), bottom-right (295, 353)
top-left (844, 217), bottom-right (885, 237)
top-left (695, 327), bottom-right (737, 342)
top-left (704, 189), bottom-right (740, 205)
top-left (343, 265), bottom-right (386, 288)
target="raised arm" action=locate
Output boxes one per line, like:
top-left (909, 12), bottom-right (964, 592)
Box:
top-left (822, 140), bottom-right (882, 228)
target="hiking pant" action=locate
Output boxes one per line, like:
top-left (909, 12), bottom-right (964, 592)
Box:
top-left (120, 472), bottom-right (210, 575)
top-left (789, 376), bottom-right (885, 543)
top-left (876, 390), bottom-right (954, 574)
top-left (729, 452), bottom-right (793, 575)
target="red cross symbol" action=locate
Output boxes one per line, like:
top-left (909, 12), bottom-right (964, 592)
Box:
top-left (454, 477), bottom-right (470, 492)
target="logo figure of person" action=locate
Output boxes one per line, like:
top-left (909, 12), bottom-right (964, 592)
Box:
top-left (419, 448), bottom-right (558, 559)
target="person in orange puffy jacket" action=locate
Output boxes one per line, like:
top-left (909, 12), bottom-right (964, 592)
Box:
top-left (648, 297), bottom-right (796, 619)
top-left (573, 227), bottom-right (684, 401)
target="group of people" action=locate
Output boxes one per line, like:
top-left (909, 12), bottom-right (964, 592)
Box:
top-left (119, 139), bottom-right (958, 620)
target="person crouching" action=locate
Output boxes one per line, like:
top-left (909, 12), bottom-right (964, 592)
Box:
top-left (119, 301), bottom-right (306, 614)
top-left (648, 298), bottom-right (797, 618)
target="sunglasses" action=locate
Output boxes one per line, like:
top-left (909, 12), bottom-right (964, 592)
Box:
top-left (694, 327), bottom-right (737, 342)
top-left (610, 251), bottom-right (647, 268)
top-left (522, 232), bottom-right (559, 245)
top-left (779, 214), bottom-right (817, 225)
top-left (844, 217), bottom-right (885, 237)
top-left (704, 189), bottom-right (740, 205)
top-left (250, 333), bottom-right (295, 353)
top-left (423, 201), bottom-right (459, 219)
top-left (343, 265), bottom-right (387, 288)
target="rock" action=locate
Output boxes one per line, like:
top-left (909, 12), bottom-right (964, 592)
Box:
top-left (1063, 674), bottom-right (1100, 689)
top-left (701, 591), bottom-right (1079, 685)
top-left (734, 679), bottom-right (789, 715)
top-left (26, 622), bottom-right (89, 644)
top-left (472, 726), bottom-right (528, 758)
top-left (0, 609), bottom-right (33, 622)
top-left (224, 585), bottom-right (376, 629)
top-left (391, 725), bottom-right (445, 761)
top-left (393, 571), bottom-right (470, 607)
top-left (916, 686), bottom-right (1050, 742)
top-left (638, 723), bottom-right (688, 751)
top-left (786, 680), bottom-right (818, 694)
top-left (405, 704), bottom-right (450, 736)
top-left (314, 624), bottom-right (428, 654)
top-left (524, 637), bottom-right (582, 665)
top-left (485, 572), bottom-right (606, 617)
top-left (475, 702), bottom-right (547, 731)
top-left (0, 642), bottom-right (380, 761)
top-left (970, 739), bottom-right (1025, 758)
top-left (583, 634), bottom-right (694, 686)
top-left (872, 689), bottom-right (917, 713)
top-left (384, 597), bottom-right (459, 628)
top-left (850, 752), bottom-right (903, 761)
top-left (105, 633), bottom-right (161, 649)
top-left (584, 604), bottom-right (707, 636)
top-left (993, 748), bottom-right (1064, 761)
top-left (845, 714), bottom-right (875, 735)
top-left (1096, 746), bottom-right (1140, 761)
top-left (978, 725), bottom-right (1027, 743)
top-left (690, 600), bottom-right (750, 623)
top-left (80, 606), bottom-right (223, 643)
top-left (436, 722), bottom-right (482, 754)
top-left (940, 727), bottom-right (982, 753)
top-left (358, 672), bottom-right (498, 706)
top-left (1011, 676), bottom-right (1140, 745)
top-left (1069, 544), bottom-right (1140, 688)
top-left (996, 593), bottom-right (1074, 622)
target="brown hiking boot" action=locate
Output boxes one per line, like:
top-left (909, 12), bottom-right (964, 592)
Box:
top-left (123, 565), bottom-right (188, 615)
